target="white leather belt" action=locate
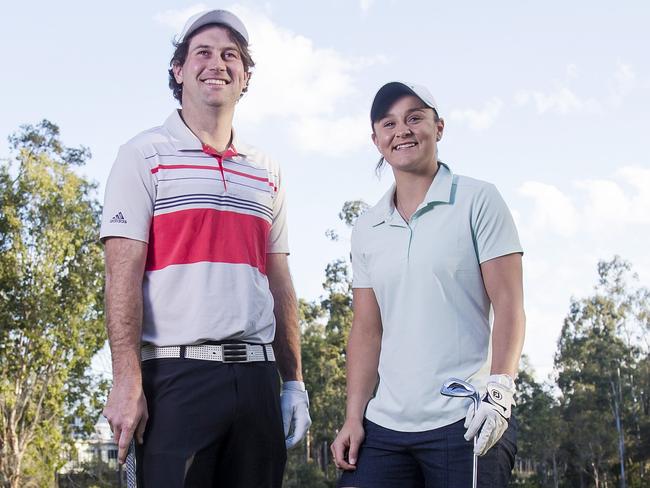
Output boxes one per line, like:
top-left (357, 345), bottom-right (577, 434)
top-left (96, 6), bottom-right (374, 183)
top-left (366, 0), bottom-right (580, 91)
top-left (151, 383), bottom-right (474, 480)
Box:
top-left (141, 343), bottom-right (275, 363)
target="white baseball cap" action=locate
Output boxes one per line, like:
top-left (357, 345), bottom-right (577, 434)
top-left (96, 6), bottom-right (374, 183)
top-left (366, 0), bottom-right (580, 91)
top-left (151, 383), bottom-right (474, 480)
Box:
top-left (371, 81), bottom-right (439, 124)
top-left (178, 9), bottom-right (249, 44)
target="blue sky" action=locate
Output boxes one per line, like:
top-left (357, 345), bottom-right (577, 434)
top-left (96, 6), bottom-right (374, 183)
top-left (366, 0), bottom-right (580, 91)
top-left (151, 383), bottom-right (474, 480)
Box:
top-left (2, 1), bottom-right (649, 381)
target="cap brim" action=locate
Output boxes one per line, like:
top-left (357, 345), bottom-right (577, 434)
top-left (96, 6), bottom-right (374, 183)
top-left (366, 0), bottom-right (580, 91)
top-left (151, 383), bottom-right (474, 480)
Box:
top-left (370, 81), bottom-right (438, 124)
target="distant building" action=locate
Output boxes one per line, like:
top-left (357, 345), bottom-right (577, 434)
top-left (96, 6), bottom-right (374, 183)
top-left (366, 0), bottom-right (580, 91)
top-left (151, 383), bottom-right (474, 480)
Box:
top-left (58, 416), bottom-right (121, 484)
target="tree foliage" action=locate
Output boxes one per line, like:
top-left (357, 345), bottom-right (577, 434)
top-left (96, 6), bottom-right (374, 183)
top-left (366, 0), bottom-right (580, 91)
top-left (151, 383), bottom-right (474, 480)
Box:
top-left (284, 201), bottom-right (366, 486)
top-left (0, 121), bottom-right (107, 488)
top-left (514, 257), bottom-right (649, 487)
top-left (513, 357), bottom-right (566, 487)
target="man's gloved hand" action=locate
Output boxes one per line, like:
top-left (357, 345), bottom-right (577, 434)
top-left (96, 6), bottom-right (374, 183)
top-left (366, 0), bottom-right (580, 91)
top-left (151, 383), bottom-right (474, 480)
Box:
top-left (463, 374), bottom-right (515, 456)
top-left (281, 381), bottom-right (312, 449)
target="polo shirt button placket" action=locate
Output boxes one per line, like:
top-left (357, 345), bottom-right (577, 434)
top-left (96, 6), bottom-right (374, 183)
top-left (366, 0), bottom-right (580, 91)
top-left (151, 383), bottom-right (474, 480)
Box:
top-left (407, 225), bottom-right (414, 261)
top-left (216, 155), bottom-right (227, 191)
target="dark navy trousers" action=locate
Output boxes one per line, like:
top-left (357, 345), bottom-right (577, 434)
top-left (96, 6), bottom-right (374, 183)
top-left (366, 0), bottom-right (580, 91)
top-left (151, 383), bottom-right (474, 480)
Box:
top-left (338, 417), bottom-right (517, 488)
top-left (136, 358), bottom-right (286, 488)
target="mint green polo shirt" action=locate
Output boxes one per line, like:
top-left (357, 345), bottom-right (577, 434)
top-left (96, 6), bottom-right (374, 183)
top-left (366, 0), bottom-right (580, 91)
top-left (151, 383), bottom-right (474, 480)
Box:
top-left (351, 163), bottom-right (522, 432)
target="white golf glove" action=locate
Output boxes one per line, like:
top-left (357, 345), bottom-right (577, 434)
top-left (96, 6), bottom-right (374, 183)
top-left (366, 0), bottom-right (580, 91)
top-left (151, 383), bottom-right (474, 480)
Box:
top-left (281, 381), bottom-right (312, 449)
top-left (464, 374), bottom-right (515, 456)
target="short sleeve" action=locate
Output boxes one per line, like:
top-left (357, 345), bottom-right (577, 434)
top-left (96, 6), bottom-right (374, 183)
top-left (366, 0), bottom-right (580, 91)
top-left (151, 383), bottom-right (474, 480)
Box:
top-left (100, 143), bottom-right (156, 243)
top-left (350, 222), bottom-right (372, 288)
top-left (267, 164), bottom-right (289, 254)
top-left (472, 183), bottom-right (523, 263)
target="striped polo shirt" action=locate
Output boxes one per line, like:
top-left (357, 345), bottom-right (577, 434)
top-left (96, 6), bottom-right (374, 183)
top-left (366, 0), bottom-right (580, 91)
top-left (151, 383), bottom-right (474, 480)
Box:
top-left (100, 110), bottom-right (288, 346)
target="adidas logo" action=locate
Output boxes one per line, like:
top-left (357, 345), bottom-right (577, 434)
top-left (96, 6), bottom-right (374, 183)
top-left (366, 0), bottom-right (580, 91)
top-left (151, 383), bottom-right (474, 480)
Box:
top-left (110, 212), bottom-right (127, 224)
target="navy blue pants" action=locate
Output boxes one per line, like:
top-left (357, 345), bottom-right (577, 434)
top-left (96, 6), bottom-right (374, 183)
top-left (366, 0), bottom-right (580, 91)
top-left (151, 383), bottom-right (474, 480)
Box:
top-left (338, 417), bottom-right (517, 488)
top-left (136, 358), bottom-right (286, 488)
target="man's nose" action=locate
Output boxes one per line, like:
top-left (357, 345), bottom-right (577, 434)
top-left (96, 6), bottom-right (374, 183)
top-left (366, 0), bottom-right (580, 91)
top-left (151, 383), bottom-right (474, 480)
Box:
top-left (210, 56), bottom-right (227, 72)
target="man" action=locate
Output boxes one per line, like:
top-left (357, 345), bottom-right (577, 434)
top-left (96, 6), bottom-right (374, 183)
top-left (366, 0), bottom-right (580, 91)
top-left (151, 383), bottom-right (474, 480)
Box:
top-left (331, 82), bottom-right (525, 487)
top-left (100, 9), bottom-right (311, 487)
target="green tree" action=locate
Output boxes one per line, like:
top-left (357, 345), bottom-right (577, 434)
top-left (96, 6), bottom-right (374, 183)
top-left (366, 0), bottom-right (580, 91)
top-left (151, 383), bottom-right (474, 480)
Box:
top-left (284, 201), bottom-right (367, 486)
top-left (0, 121), bottom-right (107, 488)
top-left (554, 257), bottom-right (649, 488)
top-left (300, 258), bottom-right (352, 481)
top-left (512, 357), bottom-right (566, 488)
top-left (57, 456), bottom-right (122, 488)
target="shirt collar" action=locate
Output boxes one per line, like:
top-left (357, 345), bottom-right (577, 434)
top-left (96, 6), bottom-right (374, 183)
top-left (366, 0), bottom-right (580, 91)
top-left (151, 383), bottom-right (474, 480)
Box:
top-left (370, 162), bottom-right (455, 226)
top-left (202, 142), bottom-right (238, 159)
top-left (422, 162), bottom-right (454, 205)
top-left (163, 109), bottom-right (247, 156)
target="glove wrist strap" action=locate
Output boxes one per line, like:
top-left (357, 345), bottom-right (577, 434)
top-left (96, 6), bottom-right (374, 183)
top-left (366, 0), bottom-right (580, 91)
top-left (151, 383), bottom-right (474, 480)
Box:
top-left (487, 373), bottom-right (515, 392)
top-left (282, 380), bottom-right (306, 392)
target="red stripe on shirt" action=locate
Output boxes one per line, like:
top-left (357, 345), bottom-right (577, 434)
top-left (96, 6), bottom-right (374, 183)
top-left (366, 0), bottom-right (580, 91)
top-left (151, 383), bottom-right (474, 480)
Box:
top-left (150, 164), bottom-right (277, 191)
top-left (150, 164), bottom-right (217, 174)
top-left (145, 208), bottom-right (270, 273)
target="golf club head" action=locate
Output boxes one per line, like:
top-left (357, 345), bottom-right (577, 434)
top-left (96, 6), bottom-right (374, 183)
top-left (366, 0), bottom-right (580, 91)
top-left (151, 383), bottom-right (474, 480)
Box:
top-left (440, 377), bottom-right (481, 411)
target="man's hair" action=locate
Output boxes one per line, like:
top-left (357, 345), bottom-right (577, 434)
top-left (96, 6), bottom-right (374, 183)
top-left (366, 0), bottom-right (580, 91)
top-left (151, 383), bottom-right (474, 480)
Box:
top-left (373, 108), bottom-right (440, 174)
top-left (168, 23), bottom-right (255, 105)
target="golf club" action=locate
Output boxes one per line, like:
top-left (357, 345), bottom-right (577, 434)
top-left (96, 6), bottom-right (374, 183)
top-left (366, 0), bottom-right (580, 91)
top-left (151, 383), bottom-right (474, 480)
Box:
top-left (441, 378), bottom-right (480, 488)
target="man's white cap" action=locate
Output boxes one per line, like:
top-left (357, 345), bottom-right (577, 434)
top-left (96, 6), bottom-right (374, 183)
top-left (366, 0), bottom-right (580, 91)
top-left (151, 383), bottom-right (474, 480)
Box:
top-left (178, 9), bottom-right (249, 44)
top-left (370, 81), bottom-right (439, 124)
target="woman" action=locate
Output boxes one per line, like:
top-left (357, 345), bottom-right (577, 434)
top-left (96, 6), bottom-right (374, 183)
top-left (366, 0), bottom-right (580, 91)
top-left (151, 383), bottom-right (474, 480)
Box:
top-left (331, 81), bottom-right (525, 487)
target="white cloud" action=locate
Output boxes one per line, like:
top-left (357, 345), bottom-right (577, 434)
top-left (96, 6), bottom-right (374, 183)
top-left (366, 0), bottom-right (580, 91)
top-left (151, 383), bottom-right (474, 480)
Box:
top-left (515, 84), bottom-right (601, 115)
top-left (449, 97), bottom-right (503, 131)
top-left (609, 62), bottom-right (636, 107)
top-left (518, 181), bottom-right (579, 236)
top-left (153, 4), bottom-right (383, 155)
top-left (518, 165), bottom-right (650, 238)
top-left (153, 4), bottom-right (208, 33)
top-left (566, 64), bottom-right (579, 79)
top-left (515, 62), bottom-right (637, 115)
top-left (289, 113), bottom-right (370, 155)
top-left (575, 179), bottom-right (632, 228)
top-left (573, 166), bottom-right (650, 230)
top-left (360, 0), bottom-right (375, 13)
top-left (235, 6), bottom-right (375, 122)
top-left (619, 166), bottom-right (650, 221)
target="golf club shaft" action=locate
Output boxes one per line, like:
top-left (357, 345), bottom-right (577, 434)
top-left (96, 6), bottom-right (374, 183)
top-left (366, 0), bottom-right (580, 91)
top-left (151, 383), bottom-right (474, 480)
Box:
top-left (472, 398), bottom-right (478, 488)
top-left (472, 437), bottom-right (477, 488)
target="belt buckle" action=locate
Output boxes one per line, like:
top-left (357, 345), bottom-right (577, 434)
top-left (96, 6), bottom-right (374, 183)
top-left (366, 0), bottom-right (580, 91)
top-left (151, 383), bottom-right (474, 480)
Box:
top-left (221, 343), bottom-right (248, 363)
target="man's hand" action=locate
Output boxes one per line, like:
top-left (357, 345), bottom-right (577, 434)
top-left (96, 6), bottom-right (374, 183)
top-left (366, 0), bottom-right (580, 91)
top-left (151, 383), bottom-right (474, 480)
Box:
top-left (330, 418), bottom-right (365, 471)
top-left (281, 381), bottom-right (311, 449)
top-left (103, 377), bottom-right (148, 464)
top-left (464, 374), bottom-right (515, 456)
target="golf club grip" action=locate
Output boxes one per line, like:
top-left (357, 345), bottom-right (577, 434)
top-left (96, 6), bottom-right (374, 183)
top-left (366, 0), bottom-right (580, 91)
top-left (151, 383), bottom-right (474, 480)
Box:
top-left (125, 440), bottom-right (137, 488)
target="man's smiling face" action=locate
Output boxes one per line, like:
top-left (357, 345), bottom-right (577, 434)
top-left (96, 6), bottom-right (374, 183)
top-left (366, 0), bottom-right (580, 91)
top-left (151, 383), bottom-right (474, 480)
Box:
top-left (173, 25), bottom-right (249, 111)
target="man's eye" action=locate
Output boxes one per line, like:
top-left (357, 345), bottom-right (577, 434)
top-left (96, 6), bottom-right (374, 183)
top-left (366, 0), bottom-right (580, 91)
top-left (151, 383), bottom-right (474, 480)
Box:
top-left (383, 122), bottom-right (394, 128)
